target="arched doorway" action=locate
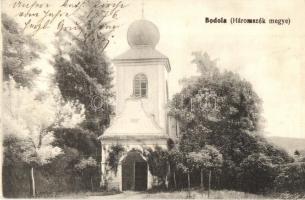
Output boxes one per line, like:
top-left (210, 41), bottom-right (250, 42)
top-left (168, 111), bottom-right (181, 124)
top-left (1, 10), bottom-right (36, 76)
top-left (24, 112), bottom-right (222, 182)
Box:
top-left (122, 150), bottom-right (147, 191)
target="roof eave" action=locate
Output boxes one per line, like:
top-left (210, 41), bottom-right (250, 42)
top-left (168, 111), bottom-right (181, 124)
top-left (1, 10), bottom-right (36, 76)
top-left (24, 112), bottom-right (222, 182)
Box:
top-left (98, 134), bottom-right (169, 140)
top-left (112, 57), bottom-right (171, 72)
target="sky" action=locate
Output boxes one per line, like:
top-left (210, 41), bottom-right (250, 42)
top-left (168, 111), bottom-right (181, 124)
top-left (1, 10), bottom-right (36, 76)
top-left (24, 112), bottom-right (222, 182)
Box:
top-left (2, 0), bottom-right (305, 139)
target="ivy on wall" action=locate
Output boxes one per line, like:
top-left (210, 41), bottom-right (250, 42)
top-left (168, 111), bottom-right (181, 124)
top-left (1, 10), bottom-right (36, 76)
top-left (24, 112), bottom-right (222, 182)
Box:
top-left (106, 144), bottom-right (125, 175)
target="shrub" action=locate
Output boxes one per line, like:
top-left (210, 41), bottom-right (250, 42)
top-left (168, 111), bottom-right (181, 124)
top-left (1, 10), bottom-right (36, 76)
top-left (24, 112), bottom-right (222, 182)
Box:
top-left (274, 162), bottom-right (305, 194)
top-left (237, 153), bottom-right (276, 193)
top-left (144, 146), bottom-right (169, 187)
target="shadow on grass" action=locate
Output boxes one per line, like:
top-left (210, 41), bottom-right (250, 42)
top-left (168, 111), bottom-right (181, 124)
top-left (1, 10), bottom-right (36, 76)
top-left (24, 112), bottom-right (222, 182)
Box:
top-left (137, 187), bottom-right (267, 199)
top-left (37, 190), bottom-right (122, 198)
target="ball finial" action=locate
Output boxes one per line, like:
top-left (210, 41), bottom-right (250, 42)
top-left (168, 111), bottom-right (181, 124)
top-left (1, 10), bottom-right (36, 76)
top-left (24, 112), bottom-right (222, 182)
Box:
top-left (127, 19), bottom-right (160, 48)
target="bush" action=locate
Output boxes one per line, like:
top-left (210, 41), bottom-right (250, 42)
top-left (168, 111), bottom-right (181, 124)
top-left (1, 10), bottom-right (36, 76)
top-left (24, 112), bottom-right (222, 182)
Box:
top-left (274, 162), bottom-right (305, 194)
top-left (237, 153), bottom-right (276, 193)
top-left (144, 146), bottom-right (169, 187)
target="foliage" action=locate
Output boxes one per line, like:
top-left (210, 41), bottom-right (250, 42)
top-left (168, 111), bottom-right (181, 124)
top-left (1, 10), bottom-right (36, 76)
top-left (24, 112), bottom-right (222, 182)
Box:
top-left (53, 0), bottom-right (114, 135)
top-left (274, 162), bottom-right (305, 194)
top-left (53, 128), bottom-right (98, 156)
top-left (3, 146), bottom-right (88, 197)
top-left (2, 78), bottom-right (85, 197)
top-left (169, 51), bottom-right (293, 192)
top-left (169, 52), bottom-right (263, 154)
top-left (75, 157), bottom-right (97, 171)
top-left (107, 144), bottom-right (125, 175)
top-left (237, 153), bottom-right (276, 193)
top-left (51, 128), bottom-right (100, 192)
top-left (188, 145), bottom-right (223, 171)
top-left (2, 1), bottom-right (116, 195)
top-left (75, 157), bottom-right (98, 191)
top-left (51, 0), bottom-right (116, 192)
top-left (144, 146), bottom-right (170, 185)
top-left (294, 149), bottom-right (305, 162)
top-left (168, 148), bottom-right (189, 173)
top-left (3, 79), bottom-right (83, 166)
top-left (2, 13), bottom-right (44, 87)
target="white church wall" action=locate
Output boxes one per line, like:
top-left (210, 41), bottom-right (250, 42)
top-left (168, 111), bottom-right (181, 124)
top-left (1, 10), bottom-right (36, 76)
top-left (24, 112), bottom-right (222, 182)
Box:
top-left (115, 62), bottom-right (168, 130)
top-left (157, 63), bottom-right (167, 131)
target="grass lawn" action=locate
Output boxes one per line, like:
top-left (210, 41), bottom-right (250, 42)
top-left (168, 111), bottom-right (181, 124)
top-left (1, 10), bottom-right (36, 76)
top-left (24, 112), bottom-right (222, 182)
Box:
top-left (46, 188), bottom-right (304, 199)
top-left (143, 190), bottom-right (263, 199)
top-left (86, 189), bottom-right (265, 199)
top-left (38, 190), bottom-right (122, 198)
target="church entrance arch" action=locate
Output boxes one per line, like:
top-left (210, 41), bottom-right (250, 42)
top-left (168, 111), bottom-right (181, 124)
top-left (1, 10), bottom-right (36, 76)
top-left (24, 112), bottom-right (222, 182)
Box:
top-left (121, 150), bottom-right (147, 191)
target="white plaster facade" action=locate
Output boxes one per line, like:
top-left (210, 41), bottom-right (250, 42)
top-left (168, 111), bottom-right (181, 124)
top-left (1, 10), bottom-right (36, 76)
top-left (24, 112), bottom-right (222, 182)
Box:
top-left (99, 19), bottom-right (177, 191)
top-left (115, 61), bottom-right (169, 129)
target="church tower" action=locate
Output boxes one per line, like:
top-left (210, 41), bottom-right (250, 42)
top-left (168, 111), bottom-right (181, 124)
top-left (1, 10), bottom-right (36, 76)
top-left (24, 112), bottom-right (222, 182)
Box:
top-left (99, 19), bottom-right (174, 191)
top-left (114, 19), bottom-right (171, 128)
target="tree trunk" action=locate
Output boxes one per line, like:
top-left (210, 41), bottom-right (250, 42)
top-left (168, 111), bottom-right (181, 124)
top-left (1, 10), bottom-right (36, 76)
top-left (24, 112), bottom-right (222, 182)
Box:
top-left (200, 168), bottom-right (204, 197)
top-left (187, 172), bottom-right (191, 198)
top-left (200, 168), bottom-right (204, 189)
top-left (31, 167), bottom-right (36, 198)
top-left (166, 163), bottom-right (170, 189)
top-left (173, 171), bottom-right (177, 189)
top-left (90, 176), bottom-right (94, 192)
top-left (208, 170), bottom-right (211, 198)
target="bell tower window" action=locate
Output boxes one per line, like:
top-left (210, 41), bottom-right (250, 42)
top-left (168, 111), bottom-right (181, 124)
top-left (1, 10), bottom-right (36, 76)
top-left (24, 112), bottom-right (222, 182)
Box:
top-left (133, 74), bottom-right (148, 98)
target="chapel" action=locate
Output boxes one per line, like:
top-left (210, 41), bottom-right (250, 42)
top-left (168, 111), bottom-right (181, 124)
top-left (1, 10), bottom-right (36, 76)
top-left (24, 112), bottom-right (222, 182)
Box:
top-left (99, 18), bottom-right (178, 191)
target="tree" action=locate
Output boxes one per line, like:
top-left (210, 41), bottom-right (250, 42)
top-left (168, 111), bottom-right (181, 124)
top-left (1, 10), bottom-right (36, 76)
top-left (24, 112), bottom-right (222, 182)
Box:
top-left (53, 0), bottom-right (114, 135)
top-left (2, 13), bottom-right (44, 88)
top-left (52, 0), bottom-right (118, 190)
top-left (169, 51), bottom-right (293, 192)
top-left (294, 150), bottom-right (300, 156)
top-left (52, 1), bottom-right (116, 188)
top-left (2, 79), bottom-right (85, 197)
top-left (189, 145), bottom-right (223, 195)
top-left (170, 52), bottom-right (263, 153)
top-left (168, 148), bottom-right (193, 196)
top-left (168, 148), bottom-right (179, 189)
top-left (294, 149), bottom-right (305, 162)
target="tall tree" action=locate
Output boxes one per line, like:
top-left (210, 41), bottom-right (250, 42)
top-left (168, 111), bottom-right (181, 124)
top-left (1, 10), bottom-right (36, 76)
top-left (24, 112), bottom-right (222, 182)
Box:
top-left (52, 0), bottom-right (119, 190)
top-left (2, 13), bottom-right (44, 87)
top-left (169, 51), bottom-right (293, 192)
top-left (53, 0), bottom-right (115, 135)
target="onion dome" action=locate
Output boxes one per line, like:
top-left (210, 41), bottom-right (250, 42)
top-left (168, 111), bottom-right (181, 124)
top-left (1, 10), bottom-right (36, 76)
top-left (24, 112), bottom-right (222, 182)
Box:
top-left (127, 19), bottom-right (160, 48)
